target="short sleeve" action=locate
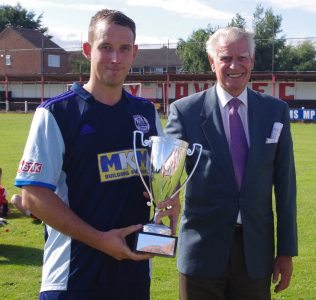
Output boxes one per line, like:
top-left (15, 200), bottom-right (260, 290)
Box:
top-left (15, 107), bottom-right (65, 191)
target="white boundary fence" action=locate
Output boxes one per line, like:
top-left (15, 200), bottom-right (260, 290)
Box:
top-left (0, 100), bottom-right (40, 113)
top-left (0, 101), bottom-right (9, 112)
top-left (1, 80), bottom-right (316, 118)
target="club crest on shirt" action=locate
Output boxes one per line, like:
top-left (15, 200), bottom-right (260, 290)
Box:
top-left (133, 115), bottom-right (150, 133)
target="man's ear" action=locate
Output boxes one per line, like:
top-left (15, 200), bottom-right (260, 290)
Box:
top-left (208, 53), bottom-right (215, 72)
top-left (132, 44), bottom-right (138, 60)
top-left (251, 55), bottom-right (255, 70)
top-left (82, 42), bottom-right (91, 61)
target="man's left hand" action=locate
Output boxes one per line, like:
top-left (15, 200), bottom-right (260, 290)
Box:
top-left (143, 191), bottom-right (181, 235)
top-left (272, 255), bottom-right (293, 293)
top-left (155, 193), bottom-right (181, 235)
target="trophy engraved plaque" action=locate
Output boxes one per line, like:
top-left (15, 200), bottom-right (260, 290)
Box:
top-left (133, 130), bottom-right (202, 257)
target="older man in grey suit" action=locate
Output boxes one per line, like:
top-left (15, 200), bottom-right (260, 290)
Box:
top-left (165, 27), bottom-right (297, 300)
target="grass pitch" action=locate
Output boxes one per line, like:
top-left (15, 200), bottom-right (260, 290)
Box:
top-left (0, 113), bottom-right (315, 299)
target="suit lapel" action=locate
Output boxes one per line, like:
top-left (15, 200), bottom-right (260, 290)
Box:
top-left (200, 87), bottom-right (237, 187)
top-left (242, 89), bottom-right (263, 190)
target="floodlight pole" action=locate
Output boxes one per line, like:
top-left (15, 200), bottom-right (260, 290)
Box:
top-left (271, 23), bottom-right (276, 97)
top-left (41, 34), bottom-right (44, 103)
top-left (3, 46), bottom-right (9, 111)
top-left (5, 74), bottom-right (8, 101)
top-left (166, 73), bottom-right (170, 117)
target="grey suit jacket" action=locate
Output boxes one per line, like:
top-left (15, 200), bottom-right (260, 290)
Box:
top-left (165, 85), bottom-right (298, 279)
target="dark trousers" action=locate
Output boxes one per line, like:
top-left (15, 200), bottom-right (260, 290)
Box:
top-left (179, 227), bottom-right (271, 300)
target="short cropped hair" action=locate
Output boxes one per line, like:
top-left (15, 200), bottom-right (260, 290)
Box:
top-left (206, 27), bottom-right (255, 59)
top-left (88, 9), bottom-right (136, 44)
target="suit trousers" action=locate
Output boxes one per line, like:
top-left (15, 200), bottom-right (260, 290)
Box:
top-left (179, 227), bottom-right (271, 300)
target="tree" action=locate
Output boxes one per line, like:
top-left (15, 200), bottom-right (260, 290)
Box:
top-left (69, 51), bottom-right (90, 73)
top-left (176, 5), bottom-right (316, 73)
top-left (0, 2), bottom-right (50, 37)
top-left (278, 40), bottom-right (316, 71)
top-left (177, 25), bottom-right (216, 73)
top-left (276, 44), bottom-right (297, 71)
top-left (252, 5), bottom-right (285, 71)
top-left (227, 13), bottom-right (246, 28)
top-left (293, 40), bottom-right (316, 71)
top-left (177, 7), bottom-right (285, 73)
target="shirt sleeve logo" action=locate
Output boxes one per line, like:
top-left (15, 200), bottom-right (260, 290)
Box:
top-left (18, 160), bottom-right (43, 173)
top-left (133, 115), bottom-right (150, 133)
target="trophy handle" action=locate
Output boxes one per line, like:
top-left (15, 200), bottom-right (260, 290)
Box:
top-left (133, 130), bottom-right (154, 206)
top-left (170, 143), bottom-right (203, 199)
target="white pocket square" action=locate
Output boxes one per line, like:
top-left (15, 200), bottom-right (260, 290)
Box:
top-left (266, 122), bottom-right (283, 144)
top-left (266, 138), bottom-right (278, 144)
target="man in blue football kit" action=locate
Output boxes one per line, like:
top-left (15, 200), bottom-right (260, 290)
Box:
top-left (15, 9), bottom-right (179, 300)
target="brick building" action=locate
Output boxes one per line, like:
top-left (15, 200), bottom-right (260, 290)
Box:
top-left (0, 26), bottom-right (70, 76)
top-left (131, 47), bottom-right (182, 74)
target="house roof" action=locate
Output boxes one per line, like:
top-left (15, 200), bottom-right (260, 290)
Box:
top-left (0, 26), bottom-right (66, 52)
top-left (133, 47), bottom-right (182, 67)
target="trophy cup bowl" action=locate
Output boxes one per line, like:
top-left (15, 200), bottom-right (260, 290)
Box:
top-left (133, 130), bottom-right (202, 257)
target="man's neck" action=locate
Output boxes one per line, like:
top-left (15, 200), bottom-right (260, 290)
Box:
top-left (83, 82), bottom-right (123, 106)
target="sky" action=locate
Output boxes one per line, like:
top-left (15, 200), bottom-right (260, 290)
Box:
top-left (1, 0), bottom-right (316, 50)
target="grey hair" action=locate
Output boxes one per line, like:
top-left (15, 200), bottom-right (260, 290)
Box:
top-left (206, 27), bottom-right (255, 58)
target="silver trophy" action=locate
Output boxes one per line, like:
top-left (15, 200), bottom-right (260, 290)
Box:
top-left (133, 130), bottom-right (202, 257)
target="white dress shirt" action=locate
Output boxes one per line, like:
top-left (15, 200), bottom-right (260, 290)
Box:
top-left (216, 83), bottom-right (250, 224)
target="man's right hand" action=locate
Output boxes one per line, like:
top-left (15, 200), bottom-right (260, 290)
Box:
top-left (101, 224), bottom-right (154, 261)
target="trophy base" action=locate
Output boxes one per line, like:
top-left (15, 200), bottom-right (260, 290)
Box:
top-left (134, 229), bottom-right (177, 258)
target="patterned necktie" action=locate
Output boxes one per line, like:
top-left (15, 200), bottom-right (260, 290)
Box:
top-left (229, 98), bottom-right (248, 190)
